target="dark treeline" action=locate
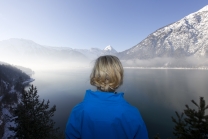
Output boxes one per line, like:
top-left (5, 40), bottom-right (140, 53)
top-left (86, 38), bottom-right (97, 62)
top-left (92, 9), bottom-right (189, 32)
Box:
top-left (0, 64), bottom-right (30, 84)
top-left (0, 64), bottom-right (31, 99)
top-left (0, 64), bottom-right (64, 138)
top-left (0, 64), bottom-right (31, 103)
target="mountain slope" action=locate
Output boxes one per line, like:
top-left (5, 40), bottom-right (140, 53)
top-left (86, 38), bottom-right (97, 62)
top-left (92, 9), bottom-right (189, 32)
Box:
top-left (118, 5), bottom-right (208, 60)
top-left (0, 38), bottom-right (89, 69)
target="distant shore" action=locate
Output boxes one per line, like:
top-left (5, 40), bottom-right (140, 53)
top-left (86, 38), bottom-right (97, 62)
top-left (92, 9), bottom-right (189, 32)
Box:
top-left (123, 67), bottom-right (208, 70)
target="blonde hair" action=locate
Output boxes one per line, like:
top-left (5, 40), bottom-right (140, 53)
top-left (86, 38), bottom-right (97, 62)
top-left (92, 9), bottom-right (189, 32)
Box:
top-left (90, 55), bottom-right (123, 92)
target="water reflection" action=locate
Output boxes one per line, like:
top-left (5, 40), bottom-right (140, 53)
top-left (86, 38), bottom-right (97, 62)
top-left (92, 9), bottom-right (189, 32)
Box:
top-left (31, 69), bottom-right (208, 139)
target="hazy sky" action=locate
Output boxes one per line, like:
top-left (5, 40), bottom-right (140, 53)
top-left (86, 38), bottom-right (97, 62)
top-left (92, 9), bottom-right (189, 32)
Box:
top-left (0, 0), bottom-right (207, 52)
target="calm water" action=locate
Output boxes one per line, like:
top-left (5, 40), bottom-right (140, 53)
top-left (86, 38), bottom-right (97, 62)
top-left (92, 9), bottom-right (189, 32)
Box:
top-left (30, 68), bottom-right (208, 139)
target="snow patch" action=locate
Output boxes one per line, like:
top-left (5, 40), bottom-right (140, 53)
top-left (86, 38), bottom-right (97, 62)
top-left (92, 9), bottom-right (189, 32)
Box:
top-left (2, 120), bottom-right (16, 139)
top-left (2, 108), bottom-right (12, 117)
top-left (9, 86), bottom-right (15, 93)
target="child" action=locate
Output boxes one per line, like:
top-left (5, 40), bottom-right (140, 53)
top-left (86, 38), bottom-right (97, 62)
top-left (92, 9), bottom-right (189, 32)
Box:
top-left (65, 55), bottom-right (148, 139)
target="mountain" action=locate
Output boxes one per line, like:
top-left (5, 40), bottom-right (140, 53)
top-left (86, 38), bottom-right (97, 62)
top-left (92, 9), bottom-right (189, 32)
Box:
top-left (118, 5), bottom-right (208, 61)
top-left (0, 39), bottom-right (119, 69)
top-left (103, 45), bottom-right (117, 54)
top-left (74, 48), bottom-right (103, 60)
top-left (0, 38), bottom-right (89, 69)
top-left (74, 45), bottom-right (118, 60)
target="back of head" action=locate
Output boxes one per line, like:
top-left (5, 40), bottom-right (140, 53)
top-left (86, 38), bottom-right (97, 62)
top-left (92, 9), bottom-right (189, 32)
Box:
top-left (90, 55), bottom-right (123, 92)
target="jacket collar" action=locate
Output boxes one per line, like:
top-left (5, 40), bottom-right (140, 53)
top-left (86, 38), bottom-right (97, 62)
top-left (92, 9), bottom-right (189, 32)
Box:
top-left (84, 89), bottom-right (124, 102)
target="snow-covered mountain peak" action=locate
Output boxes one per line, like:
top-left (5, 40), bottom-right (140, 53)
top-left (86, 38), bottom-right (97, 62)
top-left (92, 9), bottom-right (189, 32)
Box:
top-left (177, 5), bottom-right (208, 24)
top-left (198, 5), bottom-right (208, 12)
top-left (104, 45), bottom-right (113, 51)
top-left (103, 45), bottom-right (117, 53)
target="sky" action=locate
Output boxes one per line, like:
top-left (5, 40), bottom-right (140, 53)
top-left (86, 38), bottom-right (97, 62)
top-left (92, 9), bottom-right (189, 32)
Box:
top-left (0, 0), bottom-right (207, 52)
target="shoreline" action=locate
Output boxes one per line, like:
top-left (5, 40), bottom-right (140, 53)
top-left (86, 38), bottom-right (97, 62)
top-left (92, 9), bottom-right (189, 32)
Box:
top-left (32, 67), bottom-right (208, 72)
top-left (123, 67), bottom-right (208, 70)
top-left (22, 78), bottom-right (35, 85)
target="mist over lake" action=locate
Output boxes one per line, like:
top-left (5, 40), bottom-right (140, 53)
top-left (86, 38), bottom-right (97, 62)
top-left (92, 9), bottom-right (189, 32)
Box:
top-left (30, 69), bottom-right (208, 139)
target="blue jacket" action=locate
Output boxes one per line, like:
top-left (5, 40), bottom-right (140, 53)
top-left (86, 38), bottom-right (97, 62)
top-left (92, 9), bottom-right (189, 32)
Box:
top-left (65, 90), bottom-right (148, 139)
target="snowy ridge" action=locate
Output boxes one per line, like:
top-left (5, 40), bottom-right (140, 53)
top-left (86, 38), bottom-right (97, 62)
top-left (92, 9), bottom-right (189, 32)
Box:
top-left (198, 5), bottom-right (208, 12)
top-left (118, 5), bottom-right (208, 60)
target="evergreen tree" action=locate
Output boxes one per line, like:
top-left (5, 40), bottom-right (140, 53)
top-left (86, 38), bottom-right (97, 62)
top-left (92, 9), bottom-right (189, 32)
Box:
top-left (10, 85), bottom-right (60, 139)
top-left (172, 97), bottom-right (208, 139)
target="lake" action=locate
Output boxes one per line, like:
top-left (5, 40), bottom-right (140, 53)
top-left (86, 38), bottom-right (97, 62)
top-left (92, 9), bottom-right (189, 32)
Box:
top-left (30, 68), bottom-right (208, 139)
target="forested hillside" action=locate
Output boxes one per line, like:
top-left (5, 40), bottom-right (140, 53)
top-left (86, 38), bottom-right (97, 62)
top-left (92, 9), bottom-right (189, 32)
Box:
top-left (0, 64), bottom-right (31, 138)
